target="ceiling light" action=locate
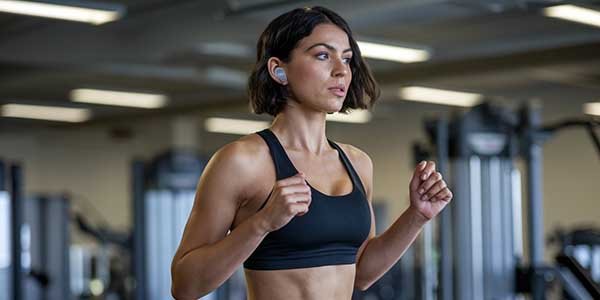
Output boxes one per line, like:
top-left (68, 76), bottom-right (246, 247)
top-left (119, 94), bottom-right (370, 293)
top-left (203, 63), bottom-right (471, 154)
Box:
top-left (197, 42), bottom-right (253, 58)
top-left (543, 4), bottom-right (600, 28)
top-left (326, 111), bottom-right (372, 123)
top-left (203, 67), bottom-right (247, 89)
top-left (1, 104), bottom-right (91, 122)
top-left (0, 0), bottom-right (124, 25)
top-left (204, 118), bottom-right (269, 135)
top-left (398, 86), bottom-right (483, 107)
top-left (583, 102), bottom-right (600, 116)
top-left (357, 41), bottom-right (430, 63)
top-left (70, 88), bottom-right (168, 109)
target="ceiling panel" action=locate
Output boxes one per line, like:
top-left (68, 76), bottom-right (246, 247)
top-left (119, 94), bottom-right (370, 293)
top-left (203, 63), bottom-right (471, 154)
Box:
top-left (0, 0), bottom-right (598, 130)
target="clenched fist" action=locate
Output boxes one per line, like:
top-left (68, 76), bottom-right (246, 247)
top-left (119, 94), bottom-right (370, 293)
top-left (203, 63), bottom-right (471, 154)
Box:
top-left (256, 172), bottom-right (312, 233)
top-left (409, 160), bottom-right (453, 221)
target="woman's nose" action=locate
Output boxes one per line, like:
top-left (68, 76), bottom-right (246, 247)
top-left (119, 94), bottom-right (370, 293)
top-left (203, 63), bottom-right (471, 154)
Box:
top-left (332, 59), bottom-right (348, 77)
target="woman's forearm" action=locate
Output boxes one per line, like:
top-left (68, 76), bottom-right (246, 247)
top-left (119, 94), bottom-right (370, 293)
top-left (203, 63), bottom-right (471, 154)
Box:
top-left (354, 206), bottom-right (428, 290)
top-left (171, 212), bottom-right (269, 299)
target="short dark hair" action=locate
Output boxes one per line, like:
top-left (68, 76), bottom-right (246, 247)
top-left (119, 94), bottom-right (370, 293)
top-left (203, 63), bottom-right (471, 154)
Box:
top-left (248, 6), bottom-right (380, 116)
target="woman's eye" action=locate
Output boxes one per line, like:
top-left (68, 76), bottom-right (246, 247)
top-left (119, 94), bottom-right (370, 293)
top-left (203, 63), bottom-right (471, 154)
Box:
top-left (316, 53), bottom-right (329, 60)
top-left (316, 52), bottom-right (351, 64)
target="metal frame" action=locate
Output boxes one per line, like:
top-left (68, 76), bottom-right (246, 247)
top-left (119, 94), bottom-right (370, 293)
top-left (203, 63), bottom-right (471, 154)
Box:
top-left (426, 101), bottom-right (599, 300)
top-left (132, 161), bottom-right (146, 300)
top-left (435, 118), bottom-right (453, 300)
top-left (428, 102), bottom-right (523, 300)
top-left (10, 164), bottom-right (23, 300)
top-left (520, 103), bottom-right (546, 300)
top-left (132, 151), bottom-right (218, 300)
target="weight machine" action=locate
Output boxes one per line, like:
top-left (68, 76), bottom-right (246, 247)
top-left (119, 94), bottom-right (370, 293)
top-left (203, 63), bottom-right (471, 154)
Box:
top-left (1, 161), bottom-right (71, 300)
top-left (0, 160), bottom-right (12, 299)
top-left (131, 150), bottom-right (247, 300)
top-left (414, 101), bottom-right (600, 300)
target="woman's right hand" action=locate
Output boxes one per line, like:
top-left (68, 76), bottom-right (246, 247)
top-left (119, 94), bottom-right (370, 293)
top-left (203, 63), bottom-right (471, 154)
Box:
top-left (257, 172), bottom-right (312, 233)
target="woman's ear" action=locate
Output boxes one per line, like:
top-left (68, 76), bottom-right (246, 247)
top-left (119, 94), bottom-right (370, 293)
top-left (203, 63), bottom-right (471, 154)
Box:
top-left (267, 57), bottom-right (288, 85)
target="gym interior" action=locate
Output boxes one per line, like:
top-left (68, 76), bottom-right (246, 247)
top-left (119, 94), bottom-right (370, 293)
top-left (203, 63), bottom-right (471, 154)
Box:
top-left (0, 1), bottom-right (599, 299)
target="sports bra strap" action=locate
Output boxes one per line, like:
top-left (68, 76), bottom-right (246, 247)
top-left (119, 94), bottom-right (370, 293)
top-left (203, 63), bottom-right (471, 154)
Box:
top-left (257, 128), bottom-right (367, 199)
top-left (256, 129), bottom-right (298, 180)
top-left (328, 141), bottom-right (368, 199)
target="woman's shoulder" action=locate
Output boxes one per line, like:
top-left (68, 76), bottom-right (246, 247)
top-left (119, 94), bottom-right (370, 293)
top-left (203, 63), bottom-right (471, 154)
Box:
top-left (334, 142), bottom-right (373, 171)
top-left (202, 133), bottom-right (272, 200)
top-left (209, 133), bottom-right (270, 170)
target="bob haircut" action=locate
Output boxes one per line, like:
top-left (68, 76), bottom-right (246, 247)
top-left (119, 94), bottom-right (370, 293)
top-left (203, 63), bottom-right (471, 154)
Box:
top-left (248, 6), bottom-right (380, 116)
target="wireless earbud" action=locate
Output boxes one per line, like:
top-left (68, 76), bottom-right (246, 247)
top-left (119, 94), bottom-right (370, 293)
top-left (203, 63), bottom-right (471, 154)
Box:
top-left (274, 67), bottom-right (287, 83)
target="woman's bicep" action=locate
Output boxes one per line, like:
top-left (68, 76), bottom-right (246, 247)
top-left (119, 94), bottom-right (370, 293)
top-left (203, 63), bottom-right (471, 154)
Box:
top-left (173, 143), bottom-right (250, 261)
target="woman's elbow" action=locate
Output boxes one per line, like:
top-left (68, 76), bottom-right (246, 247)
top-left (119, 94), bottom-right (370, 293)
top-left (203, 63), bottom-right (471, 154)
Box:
top-left (354, 277), bottom-right (375, 291)
top-left (171, 275), bottom-right (196, 300)
top-left (171, 280), bottom-right (211, 300)
top-left (355, 283), bottom-right (372, 292)
top-left (171, 263), bottom-right (209, 300)
top-left (171, 271), bottom-right (219, 299)
top-left (171, 285), bottom-right (193, 300)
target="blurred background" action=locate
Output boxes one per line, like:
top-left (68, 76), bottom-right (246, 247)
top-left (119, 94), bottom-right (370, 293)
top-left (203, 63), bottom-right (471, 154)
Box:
top-left (0, 0), bottom-right (599, 299)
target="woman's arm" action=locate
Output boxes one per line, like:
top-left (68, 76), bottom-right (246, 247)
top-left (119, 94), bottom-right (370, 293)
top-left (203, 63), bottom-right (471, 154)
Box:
top-left (170, 142), bottom-right (265, 299)
top-left (171, 211), bottom-right (271, 299)
top-left (171, 140), bottom-right (312, 299)
top-left (354, 206), bottom-right (428, 290)
top-left (349, 148), bottom-right (425, 291)
top-left (348, 150), bottom-right (451, 290)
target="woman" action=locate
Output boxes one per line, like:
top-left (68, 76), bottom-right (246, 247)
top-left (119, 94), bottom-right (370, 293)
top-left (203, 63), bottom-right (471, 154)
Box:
top-left (171, 6), bottom-right (452, 300)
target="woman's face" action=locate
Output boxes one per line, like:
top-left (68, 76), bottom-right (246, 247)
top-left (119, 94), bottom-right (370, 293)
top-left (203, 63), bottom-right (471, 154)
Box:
top-left (283, 23), bottom-right (353, 113)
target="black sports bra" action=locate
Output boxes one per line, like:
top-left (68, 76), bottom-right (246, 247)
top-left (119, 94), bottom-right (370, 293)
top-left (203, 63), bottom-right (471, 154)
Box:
top-left (243, 129), bottom-right (371, 270)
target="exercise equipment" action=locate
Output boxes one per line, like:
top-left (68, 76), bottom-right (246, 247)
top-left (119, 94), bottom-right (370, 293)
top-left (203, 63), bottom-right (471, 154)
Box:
top-left (21, 194), bottom-right (71, 300)
top-left (132, 150), bottom-right (247, 300)
top-left (549, 227), bottom-right (600, 298)
top-left (413, 101), bottom-right (600, 300)
top-left (72, 208), bottom-right (132, 299)
top-left (1, 161), bottom-right (71, 300)
top-left (0, 160), bottom-right (12, 299)
top-left (7, 162), bottom-right (23, 300)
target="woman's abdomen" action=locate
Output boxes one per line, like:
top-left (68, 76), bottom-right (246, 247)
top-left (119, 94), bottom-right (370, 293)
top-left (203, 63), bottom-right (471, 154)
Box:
top-left (244, 264), bottom-right (356, 300)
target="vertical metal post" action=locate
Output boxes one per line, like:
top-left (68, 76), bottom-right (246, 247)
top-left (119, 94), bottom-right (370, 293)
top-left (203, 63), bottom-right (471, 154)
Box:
top-left (0, 160), bottom-right (9, 300)
top-left (10, 164), bottom-right (23, 300)
top-left (469, 157), bottom-right (484, 300)
top-left (422, 220), bottom-right (435, 300)
top-left (0, 160), bottom-right (5, 190)
top-left (132, 161), bottom-right (146, 300)
top-left (522, 103), bottom-right (545, 300)
top-left (435, 118), bottom-right (453, 300)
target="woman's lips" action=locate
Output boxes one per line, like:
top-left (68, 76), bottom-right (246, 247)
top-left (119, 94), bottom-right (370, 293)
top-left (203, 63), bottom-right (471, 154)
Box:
top-left (328, 87), bottom-right (345, 97)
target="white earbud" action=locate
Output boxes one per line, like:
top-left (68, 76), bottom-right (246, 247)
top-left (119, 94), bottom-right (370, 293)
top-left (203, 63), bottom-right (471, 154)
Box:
top-left (274, 67), bottom-right (287, 83)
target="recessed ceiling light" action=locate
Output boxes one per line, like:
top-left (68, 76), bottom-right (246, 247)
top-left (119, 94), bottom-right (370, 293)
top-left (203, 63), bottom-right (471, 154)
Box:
top-left (398, 86), bottom-right (483, 107)
top-left (0, 0), bottom-right (124, 25)
top-left (196, 42), bottom-right (253, 58)
top-left (357, 41), bottom-right (430, 63)
top-left (204, 117), bottom-right (269, 135)
top-left (583, 102), bottom-right (600, 116)
top-left (326, 111), bottom-right (372, 123)
top-left (1, 104), bottom-right (91, 122)
top-left (543, 4), bottom-right (600, 28)
top-left (70, 88), bottom-right (168, 109)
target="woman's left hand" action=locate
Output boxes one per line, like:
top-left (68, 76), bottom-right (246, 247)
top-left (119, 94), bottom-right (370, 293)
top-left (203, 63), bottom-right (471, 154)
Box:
top-left (409, 160), bottom-right (453, 221)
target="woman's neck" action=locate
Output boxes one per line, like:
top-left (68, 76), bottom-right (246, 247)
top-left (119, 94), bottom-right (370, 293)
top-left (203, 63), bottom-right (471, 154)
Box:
top-left (270, 106), bottom-right (331, 155)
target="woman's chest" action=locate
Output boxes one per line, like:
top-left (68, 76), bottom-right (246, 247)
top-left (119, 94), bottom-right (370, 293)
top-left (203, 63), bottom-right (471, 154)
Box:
top-left (230, 152), bottom-right (357, 230)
